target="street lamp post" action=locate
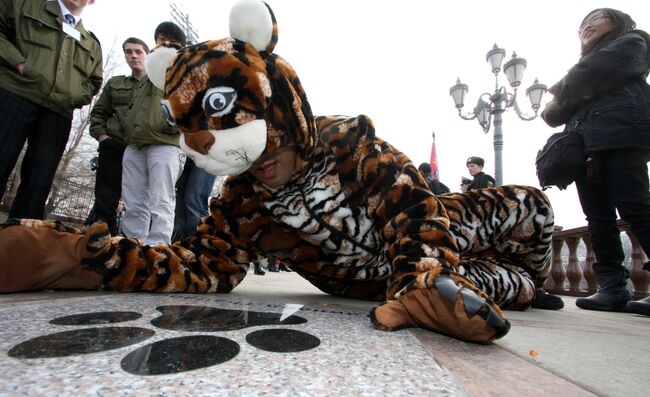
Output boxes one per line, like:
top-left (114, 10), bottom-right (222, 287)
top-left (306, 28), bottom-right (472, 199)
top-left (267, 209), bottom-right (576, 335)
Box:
top-left (449, 44), bottom-right (548, 185)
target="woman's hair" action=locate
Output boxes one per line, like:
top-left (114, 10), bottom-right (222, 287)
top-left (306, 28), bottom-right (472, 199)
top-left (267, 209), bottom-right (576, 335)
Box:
top-left (580, 8), bottom-right (636, 57)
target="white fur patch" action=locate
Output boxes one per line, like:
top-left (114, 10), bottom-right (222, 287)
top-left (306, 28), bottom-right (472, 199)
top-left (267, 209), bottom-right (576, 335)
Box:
top-left (257, 72), bottom-right (272, 98)
top-left (180, 119), bottom-right (267, 176)
top-left (145, 46), bottom-right (179, 91)
top-left (229, 0), bottom-right (273, 51)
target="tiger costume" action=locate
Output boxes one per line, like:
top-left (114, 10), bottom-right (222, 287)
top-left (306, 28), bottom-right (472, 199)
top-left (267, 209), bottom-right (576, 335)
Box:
top-left (0, 0), bottom-right (555, 343)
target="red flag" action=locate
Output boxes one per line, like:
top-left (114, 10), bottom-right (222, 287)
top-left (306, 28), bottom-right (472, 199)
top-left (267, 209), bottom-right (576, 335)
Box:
top-left (429, 131), bottom-right (439, 180)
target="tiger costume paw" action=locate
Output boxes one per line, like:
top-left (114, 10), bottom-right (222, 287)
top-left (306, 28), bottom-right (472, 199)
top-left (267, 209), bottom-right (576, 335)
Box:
top-left (370, 271), bottom-right (510, 344)
top-left (80, 222), bottom-right (118, 276)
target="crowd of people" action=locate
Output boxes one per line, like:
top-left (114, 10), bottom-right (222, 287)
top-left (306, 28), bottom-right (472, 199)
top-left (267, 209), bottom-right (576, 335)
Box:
top-left (0, 0), bottom-right (649, 346)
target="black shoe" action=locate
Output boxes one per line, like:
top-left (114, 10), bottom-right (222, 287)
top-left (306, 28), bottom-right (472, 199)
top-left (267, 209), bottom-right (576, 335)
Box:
top-left (575, 289), bottom-right (631, 312)
top-left (253, 263), bottom-right (266, 275)
top-left (626, 296), bottom-right (650, 316)
top-left (531, 289), bottom-right (564, 310)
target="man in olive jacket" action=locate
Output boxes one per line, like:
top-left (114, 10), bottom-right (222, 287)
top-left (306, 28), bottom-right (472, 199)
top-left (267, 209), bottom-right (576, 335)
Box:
top-left (0, 0), bottom-right (103, 219)
top-left (88, 37), bottom-right (149, 235)
top-left (119, 23), bottom-right (184, 246)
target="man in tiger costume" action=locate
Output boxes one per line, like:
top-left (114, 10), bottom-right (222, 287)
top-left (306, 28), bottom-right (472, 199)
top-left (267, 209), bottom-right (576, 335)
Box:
top-left (0, 0), bottom-right (560, 343)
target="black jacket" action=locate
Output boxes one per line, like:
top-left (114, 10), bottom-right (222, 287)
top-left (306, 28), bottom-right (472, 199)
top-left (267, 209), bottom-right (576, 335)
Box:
top-left (424, 176), bottom-right (450, 195)
top-left (542, 32), bottom-right (650, 153)
top-left (468, 172), bottom-right (495, 190)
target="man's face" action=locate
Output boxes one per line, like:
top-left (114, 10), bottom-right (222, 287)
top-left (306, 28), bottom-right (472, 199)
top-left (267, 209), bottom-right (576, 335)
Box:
top-left (248, 146), bottom-right (297, 189)
top-left (61, 0), bottom-right (95, 15)
top-left (123, 43), bottom-right (148, 74)
top-left (467, 163), bottom-right (482, 176)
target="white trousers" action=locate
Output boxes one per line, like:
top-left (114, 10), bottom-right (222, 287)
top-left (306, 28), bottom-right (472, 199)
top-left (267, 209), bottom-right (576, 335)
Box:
top-left (121, 145), bottom-right (182, 245)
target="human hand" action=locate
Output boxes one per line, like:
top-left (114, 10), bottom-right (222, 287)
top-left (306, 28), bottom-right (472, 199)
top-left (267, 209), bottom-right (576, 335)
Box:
top-left (15, 63), bottom-right (25, 74)
top-left (98, 135), bottom-right (110, 142)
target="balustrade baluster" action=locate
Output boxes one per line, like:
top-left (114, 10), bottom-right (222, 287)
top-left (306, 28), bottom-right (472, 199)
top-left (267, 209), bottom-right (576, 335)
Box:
top-left (582, 235), bottom-right (597, 293)
top-left (565, 237), bottom-right (583, 293)
top-left (626, 230), bottom-right (650, 299)
top-left (548, 238), bottom-right (567, 293)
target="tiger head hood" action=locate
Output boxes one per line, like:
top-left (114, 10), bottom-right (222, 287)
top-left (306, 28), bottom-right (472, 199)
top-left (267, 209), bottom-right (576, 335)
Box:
top-left (145, 0), bottom-right (317, 177)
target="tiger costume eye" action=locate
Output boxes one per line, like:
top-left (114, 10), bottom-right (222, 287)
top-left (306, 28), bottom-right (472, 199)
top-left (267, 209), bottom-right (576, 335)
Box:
top-left (160, 100), bottom-right (175, 126)
top-left (203, 87), bottom-right (237, 117)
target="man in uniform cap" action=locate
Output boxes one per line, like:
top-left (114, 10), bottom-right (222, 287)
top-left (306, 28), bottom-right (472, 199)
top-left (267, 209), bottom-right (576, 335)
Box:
top-left (466, 156), bottom-right (496, 190)
top-left (460, 176), bottom-right (472, 192)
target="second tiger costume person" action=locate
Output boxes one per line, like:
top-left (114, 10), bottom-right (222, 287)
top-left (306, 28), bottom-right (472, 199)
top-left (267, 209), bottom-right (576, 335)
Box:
top-left (0, 0), bottom-right (556, 343)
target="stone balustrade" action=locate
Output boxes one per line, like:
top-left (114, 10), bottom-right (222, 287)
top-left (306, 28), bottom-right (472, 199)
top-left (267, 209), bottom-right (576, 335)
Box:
top-left (544, 221), bottom-right (650, 298)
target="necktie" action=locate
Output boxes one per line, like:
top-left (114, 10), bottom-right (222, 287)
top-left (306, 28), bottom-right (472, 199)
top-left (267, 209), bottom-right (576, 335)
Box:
top-left (64, 14), bottom-right (75, 26)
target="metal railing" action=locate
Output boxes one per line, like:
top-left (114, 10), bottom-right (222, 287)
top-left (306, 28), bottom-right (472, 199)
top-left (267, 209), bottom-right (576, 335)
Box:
top-left (544, 221), bottom-right (650, 299)
top-left (1, 176), bottom-right (93, 227)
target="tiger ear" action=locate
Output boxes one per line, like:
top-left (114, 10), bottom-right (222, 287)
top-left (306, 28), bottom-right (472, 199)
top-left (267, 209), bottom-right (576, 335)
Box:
top-left (144, 46), bottom-right (179, 91)
top-left (229, 0), bottom-right (278, 55)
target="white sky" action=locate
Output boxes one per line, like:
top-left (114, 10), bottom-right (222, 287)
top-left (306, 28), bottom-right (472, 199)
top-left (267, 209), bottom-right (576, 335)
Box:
top-left (83, 0), bottom-right (650, 229)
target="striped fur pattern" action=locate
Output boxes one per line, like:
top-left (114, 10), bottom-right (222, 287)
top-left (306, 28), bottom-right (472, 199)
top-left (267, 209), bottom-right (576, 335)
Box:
top-left (0, 1), bottom-right (554, 312)
top-left (437, 186), bottom-right (554, 309)
top-left (51, 115), bottom-right (552, 311)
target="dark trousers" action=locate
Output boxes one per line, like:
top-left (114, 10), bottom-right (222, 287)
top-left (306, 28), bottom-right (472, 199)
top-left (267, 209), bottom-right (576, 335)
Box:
top-left (576, 148), bottom-right (650, 281)
top-left (0, 88), bottom-right (71, 219)
top-left (172, 158), bottom-right (216, 241)
top-left (91, 138), bottom-right (126, 235)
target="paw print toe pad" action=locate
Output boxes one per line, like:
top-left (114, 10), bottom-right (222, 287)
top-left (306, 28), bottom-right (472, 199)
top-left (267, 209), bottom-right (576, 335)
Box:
top-left (121, 335), bottom-right (240, 375)
top-left (246, 328), bottom-right (320, 352)
top-left (8, 327), bottom-right (154, 358)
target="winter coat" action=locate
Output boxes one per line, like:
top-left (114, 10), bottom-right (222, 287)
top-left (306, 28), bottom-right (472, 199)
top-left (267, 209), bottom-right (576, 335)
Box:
top-left (0, 0), bottom-right (103, 118)
top-left (542, 31), bottom-right (650, 153)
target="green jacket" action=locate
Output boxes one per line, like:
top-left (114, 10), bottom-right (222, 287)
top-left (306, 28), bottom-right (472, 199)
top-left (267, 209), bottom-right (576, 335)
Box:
top-left (89, 75), bottom-right (139, 145)
top-left (0, 0), bottom-right (103, 118)
top-left (123, 77), bottom-right (179, 148)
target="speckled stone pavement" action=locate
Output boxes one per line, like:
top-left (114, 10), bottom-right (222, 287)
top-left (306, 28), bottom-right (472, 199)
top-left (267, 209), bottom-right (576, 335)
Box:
top-left (1, 270), bottom-right (648, 396)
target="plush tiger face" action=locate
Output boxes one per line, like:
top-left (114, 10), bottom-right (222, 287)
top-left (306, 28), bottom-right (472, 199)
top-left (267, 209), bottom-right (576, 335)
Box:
top-left (145, 0), bottom-right (316, 178)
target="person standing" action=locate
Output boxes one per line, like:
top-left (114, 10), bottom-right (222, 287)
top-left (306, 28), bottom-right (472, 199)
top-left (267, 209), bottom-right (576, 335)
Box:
top-left (172, 157), bottom-right (217, 240)
top-left (417, 162), bottom-right (449, 195)
top-left (542, 8), bottom-right (650, 315)
top-left (88, 37), bottom-right (149, 235)
top-left (466, 156), bottom-right (496, 190)
top-left (119, 23), bottom-right (185, 246)
top-left (0, 0), bottom-right (103, 219)
top-left (460, 177), bottom-right (472, 193)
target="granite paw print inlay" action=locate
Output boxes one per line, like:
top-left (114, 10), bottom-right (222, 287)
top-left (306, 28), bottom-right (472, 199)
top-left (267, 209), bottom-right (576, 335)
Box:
top-left (0, 295), bottom-right (466, 395)
top-left (8, 305), bottom-right (320, 376)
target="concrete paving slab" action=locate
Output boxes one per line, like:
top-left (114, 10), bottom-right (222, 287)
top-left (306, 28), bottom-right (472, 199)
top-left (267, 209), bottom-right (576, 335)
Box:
top-left (237, 271), bottom-right (650, 397)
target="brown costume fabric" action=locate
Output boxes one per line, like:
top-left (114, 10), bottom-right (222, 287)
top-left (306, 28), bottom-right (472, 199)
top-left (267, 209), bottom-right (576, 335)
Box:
top-left (0, 223), bottom-right (102, 292)
top-left (371, 268), bottom-right (508, 344)
top-left (372, 289), bottom-right (498, 344)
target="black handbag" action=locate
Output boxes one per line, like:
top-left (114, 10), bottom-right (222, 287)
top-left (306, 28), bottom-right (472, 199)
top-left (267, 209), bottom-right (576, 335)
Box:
top-left (535, 129), bottom-right (586, 190)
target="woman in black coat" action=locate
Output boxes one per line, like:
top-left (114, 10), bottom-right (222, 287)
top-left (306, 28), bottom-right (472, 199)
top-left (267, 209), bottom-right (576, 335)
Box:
top-left (542, 8), bottom-right (650, 315)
